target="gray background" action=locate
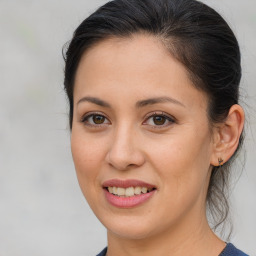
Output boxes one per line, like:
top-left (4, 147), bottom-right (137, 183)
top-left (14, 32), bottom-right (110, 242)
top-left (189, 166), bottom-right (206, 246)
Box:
top-left (0, 0), bottom-right (255, 255)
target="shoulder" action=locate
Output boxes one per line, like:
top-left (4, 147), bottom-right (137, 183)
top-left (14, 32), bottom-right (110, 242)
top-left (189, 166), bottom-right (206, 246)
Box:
top-left (96, 244), bottom-right (249, 256)
top-left (220, 243), bottom-right (249, 256)
top-left (96, 247), bottom-right (107, 256)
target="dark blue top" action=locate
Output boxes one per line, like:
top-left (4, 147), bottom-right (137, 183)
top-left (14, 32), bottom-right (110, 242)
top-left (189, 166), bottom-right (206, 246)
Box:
top-left (220, 243), bottom-right (248, 256)
top-left (96, 243), bottom-right (249, 256)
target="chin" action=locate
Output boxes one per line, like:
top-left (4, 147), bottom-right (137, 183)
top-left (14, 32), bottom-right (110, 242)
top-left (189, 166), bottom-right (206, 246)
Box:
top-left (99, 213), bottom-right (165, 240)
top-left (107, 222), bottom-right (155, 240)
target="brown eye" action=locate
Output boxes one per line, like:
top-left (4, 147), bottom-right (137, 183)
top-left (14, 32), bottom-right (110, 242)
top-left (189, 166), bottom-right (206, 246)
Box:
top-left (93, 115), bottom-right (106, 124)
top-left (153, 116), bottom-right (166, 125)
top-left (81, 113), bottom-right (110, 127)
top-left (143, 112), bottom-right (175, 128)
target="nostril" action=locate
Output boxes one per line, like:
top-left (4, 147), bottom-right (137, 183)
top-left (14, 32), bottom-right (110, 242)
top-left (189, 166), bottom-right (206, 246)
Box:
top-left (106, 152), bottom-right (145, 171)
top-left (105, 137), bottom-right (145, 171)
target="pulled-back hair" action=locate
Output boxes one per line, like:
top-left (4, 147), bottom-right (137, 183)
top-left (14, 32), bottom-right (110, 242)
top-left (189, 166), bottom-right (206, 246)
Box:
top-left (63, 0), bottom-right (243, 235)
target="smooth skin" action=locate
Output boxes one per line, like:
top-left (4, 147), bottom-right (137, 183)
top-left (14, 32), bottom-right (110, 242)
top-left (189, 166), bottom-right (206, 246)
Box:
top-left (71, 34), bottom-right (244, 256)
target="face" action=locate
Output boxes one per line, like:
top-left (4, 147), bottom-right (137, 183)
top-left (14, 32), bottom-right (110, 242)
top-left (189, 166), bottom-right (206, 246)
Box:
top-left (71, 34), bottom-right (215, 240)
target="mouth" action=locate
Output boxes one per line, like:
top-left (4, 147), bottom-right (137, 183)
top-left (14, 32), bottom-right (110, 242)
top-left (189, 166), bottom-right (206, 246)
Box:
top-left (104, 186), bottom-right (156, 197)
top-left (102, 179), bottom-right (157, 208)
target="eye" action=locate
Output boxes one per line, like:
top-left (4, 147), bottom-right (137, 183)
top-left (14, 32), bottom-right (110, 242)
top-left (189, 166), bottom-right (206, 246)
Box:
top-left (81, 113), bottom-right (111, 127)
top-left (143, 112), bottom-right (175, 128)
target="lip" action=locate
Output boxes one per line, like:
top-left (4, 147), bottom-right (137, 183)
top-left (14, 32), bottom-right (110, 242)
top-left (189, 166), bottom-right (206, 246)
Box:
top-left (102, 179), bottom-right (156, 189)
top-left (102, 179), bottom-right (157, 208)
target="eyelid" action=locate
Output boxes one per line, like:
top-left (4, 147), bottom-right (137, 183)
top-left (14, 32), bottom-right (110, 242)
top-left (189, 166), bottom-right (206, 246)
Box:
top-left (80, 111), bottom-right (111, 126)
top-left (143, 111), bottom-right (176, 127)
top-left (80, 111), bottom-right (176, 128)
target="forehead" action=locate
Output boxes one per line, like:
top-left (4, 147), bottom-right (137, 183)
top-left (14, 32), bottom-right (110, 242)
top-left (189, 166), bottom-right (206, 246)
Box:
top-left (74, 34), bottom-right (207, 110)
top-left (80, 34), bottom-right (169, 68)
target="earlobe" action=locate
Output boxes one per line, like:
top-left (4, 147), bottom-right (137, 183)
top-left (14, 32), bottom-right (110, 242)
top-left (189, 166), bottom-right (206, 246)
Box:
top-left (210, 104), bottom-right (244, 166)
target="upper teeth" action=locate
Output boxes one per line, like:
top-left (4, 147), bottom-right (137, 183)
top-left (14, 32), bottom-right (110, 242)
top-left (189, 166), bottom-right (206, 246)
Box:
top-left (108, 186), bottom-right (153, 197)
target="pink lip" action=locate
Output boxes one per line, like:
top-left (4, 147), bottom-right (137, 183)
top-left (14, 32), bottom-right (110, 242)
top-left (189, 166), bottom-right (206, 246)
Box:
top-left (102, 179), bottom-right (156, 189)
top-left (102, 179), bottom-right (157, 208)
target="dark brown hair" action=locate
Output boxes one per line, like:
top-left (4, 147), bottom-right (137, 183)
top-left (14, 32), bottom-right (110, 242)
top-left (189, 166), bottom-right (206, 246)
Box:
top-left (63, 0), bottom-right (243, 234)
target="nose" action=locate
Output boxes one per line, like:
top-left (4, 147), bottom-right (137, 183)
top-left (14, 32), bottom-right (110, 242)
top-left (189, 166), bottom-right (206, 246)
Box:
top-left (106, 125), bottom-right (145, 171)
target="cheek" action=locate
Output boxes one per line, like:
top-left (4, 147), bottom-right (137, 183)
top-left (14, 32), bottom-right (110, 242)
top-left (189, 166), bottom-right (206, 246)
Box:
top-left (148, 128), bottom-right (212, 205)
top-left (70, 128), bottom-right (107, 194)
top-left (150, 131), bottom-right (211, 173)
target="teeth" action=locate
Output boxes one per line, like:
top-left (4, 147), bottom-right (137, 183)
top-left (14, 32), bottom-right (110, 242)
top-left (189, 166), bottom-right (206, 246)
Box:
top-left (141, 187), bottom-right (147, 194)
top-left (125, 187), bottom-right (134, 197)
top-left (134, 186), bottom-right (142, 195)
top-left (107, 186), bottom-right (154, 197)
top-left (117, 187), bottom-right (125, 196)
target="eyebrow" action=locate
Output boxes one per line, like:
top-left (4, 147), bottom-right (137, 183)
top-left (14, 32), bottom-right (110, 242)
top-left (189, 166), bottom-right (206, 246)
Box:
top-left (136, 96), bottom-right (185, 108)
top-left (77, 96), bottom-right (185, 108)
top-left (77, 96), bottom-right (111, 108)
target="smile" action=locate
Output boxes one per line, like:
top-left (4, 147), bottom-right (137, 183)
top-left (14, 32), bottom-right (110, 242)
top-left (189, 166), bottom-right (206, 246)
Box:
top-left (107, 186), bottom-right (154, 197)
top-left (102, 179), bottom-right (157, 208)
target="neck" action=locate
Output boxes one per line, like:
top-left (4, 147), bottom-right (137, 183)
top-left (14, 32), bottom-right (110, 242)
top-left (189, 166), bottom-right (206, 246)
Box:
top-left (106, 213), bottom-right (225, 256)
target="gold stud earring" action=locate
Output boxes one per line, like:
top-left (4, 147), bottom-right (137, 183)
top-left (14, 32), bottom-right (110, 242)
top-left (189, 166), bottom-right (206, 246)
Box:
top-left (218, 157), bottom-right (224, 167)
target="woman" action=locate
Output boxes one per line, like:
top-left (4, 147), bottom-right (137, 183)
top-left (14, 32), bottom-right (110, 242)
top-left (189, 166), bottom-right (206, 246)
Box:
top-left (63, 0), bottom-right (248, 255)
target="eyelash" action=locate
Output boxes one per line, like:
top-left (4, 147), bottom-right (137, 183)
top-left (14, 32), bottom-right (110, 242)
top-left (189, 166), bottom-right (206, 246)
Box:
top-left (80, 112), bottom-right (111, 128)
top-left (80, 111), bottom-right (176, 129)
top-left (143, 112), bottom-right (176, 128)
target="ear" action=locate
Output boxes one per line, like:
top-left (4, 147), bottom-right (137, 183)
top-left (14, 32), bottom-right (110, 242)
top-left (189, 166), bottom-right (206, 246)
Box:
top-left (210, 104), bottom-right (245, 166)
